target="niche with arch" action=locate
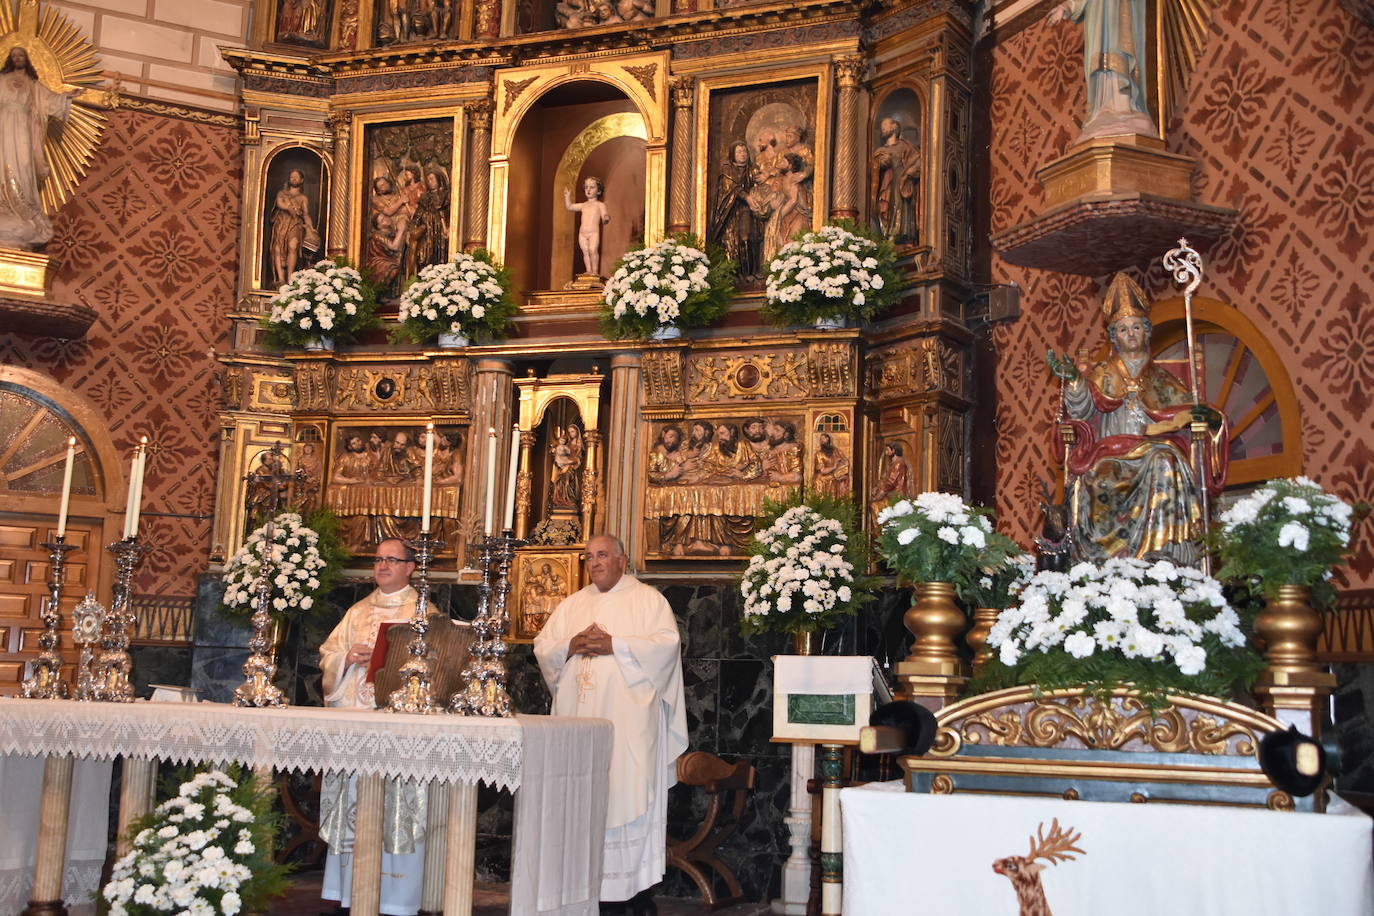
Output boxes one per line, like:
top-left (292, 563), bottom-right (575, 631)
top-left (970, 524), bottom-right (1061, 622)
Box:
top-left (505, 80), bottom-right (647, 292)
top-left (260, 146), bottom-right (329, 291)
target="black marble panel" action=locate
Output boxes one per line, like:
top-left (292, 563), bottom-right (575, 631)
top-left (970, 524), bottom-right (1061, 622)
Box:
top-left (192, 573), bottom-right (249, 649)
top-left (716, 659), bottom-right (780, 760)
top-left (1334, 662), bottom-right (1374, 794)
top-left (682, 658), bottom-right (720, 752)
top-left (191, 645), bottom-right (252, 703)
top-left (131, 645), bottom-right (193, 695)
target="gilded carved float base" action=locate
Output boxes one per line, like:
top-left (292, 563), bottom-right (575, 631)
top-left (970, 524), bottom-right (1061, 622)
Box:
top-left (0, 247), bottom-right (96, 338)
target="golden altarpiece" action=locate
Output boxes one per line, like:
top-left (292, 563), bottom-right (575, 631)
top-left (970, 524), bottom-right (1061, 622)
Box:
top-left (210, 0), bottom-right (980, 637)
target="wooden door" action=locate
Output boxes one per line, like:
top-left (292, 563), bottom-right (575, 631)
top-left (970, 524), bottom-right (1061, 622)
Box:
top-left (0, 518), bottom-right (99, 695)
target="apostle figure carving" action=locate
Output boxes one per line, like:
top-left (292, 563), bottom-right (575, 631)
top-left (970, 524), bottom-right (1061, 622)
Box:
top-left (1049, 0), bottom-right (1158, 141)
top-left (870, 441), bottom-right (912, 527)
top-left (399, 168), bottom-right (450, 282)
top-left (1047, 273), bottom-right (1226, 564)
top-left (0, 46), bottom-right (74, 248)
top-left (870, 116), bottom-right (921, 244)
top-left (269, 169), bottom-right (319, 286)
top-left (812, 432), bottom-right (852, 499)
top-left (564, 177), bottom-right (610, 277)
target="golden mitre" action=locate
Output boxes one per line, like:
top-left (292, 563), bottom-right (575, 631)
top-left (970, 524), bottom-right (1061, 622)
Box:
top-left (1101, 273), bottom-right (1150, 327)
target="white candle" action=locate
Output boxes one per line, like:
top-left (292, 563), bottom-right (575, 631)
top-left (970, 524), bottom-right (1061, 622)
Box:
top-left (421, 423), bottom-right (435, 533)
top-left (122, 443), bottom-right (138, 538)
top-left (130, 437), bottom-right (148, 538)
top-left (56, 437), bottom-right (75, 539)
top-left (503, 423), bottom-right (520, 531)
top-left (484, 427), bottom-right (497, 536)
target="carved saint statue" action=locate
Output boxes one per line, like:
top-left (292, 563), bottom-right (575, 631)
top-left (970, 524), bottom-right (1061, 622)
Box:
top-left (1047, 273), bottom-right (1227, 564)
top-left (870, 116), bottom-right (921, 244)
top-left (399, 168), bottom-right (450, 281)
top-left (0, 46), bottom-right (74, 248)
top-left (564, 177), bottom-right (609, 277)
top-left (1049, 0), bottom-right (1158, 141)
top-left (870, 441), bottom-right (912, 528)
top-left (547, 424), bottom-right (585, 512)
top-left (709, 141), bottom-right (761, 280)
top-left (269, 169), bottom-right (319, 286)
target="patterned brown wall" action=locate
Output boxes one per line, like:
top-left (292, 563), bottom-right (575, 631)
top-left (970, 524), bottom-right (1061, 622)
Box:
top-left (0, 108), bottom-right (242, 595)
top-left (984, 0), bottom-right (1374, 589)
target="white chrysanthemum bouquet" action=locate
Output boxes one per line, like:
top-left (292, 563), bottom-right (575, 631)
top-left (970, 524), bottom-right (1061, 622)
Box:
top-left (102, 769), bottom-right (289, 916)
top-left (876, 491), bottom-right (1020, 593)
top-left (761, 222), bottom-right (900, 328)
top-left (740, 492), bottom-right (871, 636)
top-left (394, 248), bottom-right (516, 345)
top-left (600, 234), bottom-right (734, 340)
top-left (1216, 477), bottom-right (1360, 598)
top-left (983, 557), bottom-right (1263, 700)
top-left (221, 512), bottom-right (335, 620)
top-left (262, 258), bottom-right (377, 349)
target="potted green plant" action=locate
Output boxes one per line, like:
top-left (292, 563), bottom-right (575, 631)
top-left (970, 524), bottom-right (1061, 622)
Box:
top-left (392, 248), bottom-right (517, 347)
top-left (600, 234), bottom-right (735, 340)
top-left (761, 221), bottom-right (900, 329)
top-left (261, 258), bottom-right (378, 351)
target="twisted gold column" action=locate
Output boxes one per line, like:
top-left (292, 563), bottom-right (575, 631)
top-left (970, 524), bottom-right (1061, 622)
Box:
top-left (464, 98), bottom-right (493, 251)
top-left (668, 76), bottom-right (695, 235)
top-left (327, 109), bottom-right (352, 258)
top-left (831, 55), bottom-right (865, 222)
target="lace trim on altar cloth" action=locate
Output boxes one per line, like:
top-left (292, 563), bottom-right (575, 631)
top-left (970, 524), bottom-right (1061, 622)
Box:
top-left (0, 863), bottom-right (103, 916)
top-left (0, 698), bottom-right (524, 791)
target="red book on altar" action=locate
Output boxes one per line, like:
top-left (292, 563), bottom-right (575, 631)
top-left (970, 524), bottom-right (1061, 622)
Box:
top-left (365, 621), bottom-right (405, 684)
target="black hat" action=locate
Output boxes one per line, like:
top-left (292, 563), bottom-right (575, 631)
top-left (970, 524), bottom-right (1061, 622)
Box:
top-left (868, 701), bottom-right (938, 756)
top-left (1258, 725), bottom-right (1327, 798)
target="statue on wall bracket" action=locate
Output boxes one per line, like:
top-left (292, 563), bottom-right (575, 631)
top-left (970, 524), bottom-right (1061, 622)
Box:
top-left (0, 0), bottom-right (118, 311)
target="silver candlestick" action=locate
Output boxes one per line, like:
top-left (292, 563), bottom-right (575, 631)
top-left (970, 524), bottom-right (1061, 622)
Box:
top-left (21, 536), bottom-right (76, 699)
top-left (91, 536), bottom-right (149, 702)
top-left (234, 511), bottom-right (287, 708)
top-left (386, 530), bottom-right (446, 714)
top-left (450, 530), bottom-right (521, 717)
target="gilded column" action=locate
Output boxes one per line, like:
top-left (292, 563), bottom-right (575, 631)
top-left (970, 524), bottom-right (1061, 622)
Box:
top-left (668, 76), bottom-right (695, 235)
top-left (603, 354), bottom-right (644, 567)
top-left (467, 359), bottom-right (515, 548)
top-left (464, 98), bottom-right (494, 252)
top-left (831, 55), bottom-right (865, 222)
top-left (327, 109), bottom-right (353, 257)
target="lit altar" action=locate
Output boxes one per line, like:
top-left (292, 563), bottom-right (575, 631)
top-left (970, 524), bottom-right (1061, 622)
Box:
top-left (0, 697), bottom-right (612, 916)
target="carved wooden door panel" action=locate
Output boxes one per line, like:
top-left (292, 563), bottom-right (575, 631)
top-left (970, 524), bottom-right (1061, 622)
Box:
top-left (0, 518), bottom-right (96, 695)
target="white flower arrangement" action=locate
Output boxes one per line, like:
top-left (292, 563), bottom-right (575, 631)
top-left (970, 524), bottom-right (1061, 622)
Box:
top-left (103, 769), bottom-right (289, 916)
top-left (221, 512), bottom-right (329, 618)
top-left (876, 491), bottom-right (1020, 592)
top-left (739, 494), bottom-right (870, 635)
top-left (983, 557), bottom-right (1262, 699)
top-left (599, 235), bottom-right (733, 340)
top-left (1216, 476), bottom-right (1358, 595)
top-left (394, 249), bottom-right (515, 344)
top-left (262, 259), bottom-right (375, 348)
top-left (761, 222), bottom-right (900, 328)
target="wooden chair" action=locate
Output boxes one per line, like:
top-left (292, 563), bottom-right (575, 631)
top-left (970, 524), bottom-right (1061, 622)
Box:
top-left (667, 751), bottom-right (756, 911)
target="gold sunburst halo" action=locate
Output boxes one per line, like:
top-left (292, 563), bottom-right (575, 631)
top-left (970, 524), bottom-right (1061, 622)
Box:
top-left (0, 0), bottom-right (116, 217)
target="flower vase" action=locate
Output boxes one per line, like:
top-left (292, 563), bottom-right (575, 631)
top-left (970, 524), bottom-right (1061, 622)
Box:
top-left (650, 324), bottom-right (682, 341)
top-left (437, 331), bottom-right (470, 348)
top-left (901, 581), bottom-right (968, 676)
top-left (813, 315), bottom-right (846, 330)
top-left (966, 607), bottom-right (1001, 677)
top-left (791, 629), bottom-right (819, 656)
top-left (1254, 584), bottom-right (1328, 681)
top-left (303, 335), bottom-right (334, 351)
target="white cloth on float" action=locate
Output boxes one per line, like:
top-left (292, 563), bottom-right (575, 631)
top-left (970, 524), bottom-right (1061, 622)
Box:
top-left (841, 788), bottom-right (1374, 916)
top-left (533, 574), bottom-right (687, 901)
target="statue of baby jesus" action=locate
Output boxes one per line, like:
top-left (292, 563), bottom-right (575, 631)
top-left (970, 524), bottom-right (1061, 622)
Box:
top-left (563, 176), bottom-right (610, 277)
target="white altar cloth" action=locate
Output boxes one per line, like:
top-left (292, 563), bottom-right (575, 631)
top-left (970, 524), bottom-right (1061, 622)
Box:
top-left (841, 788), bottom-right (1374, 916)
top-left (0, 698), bottom-right (612, 916)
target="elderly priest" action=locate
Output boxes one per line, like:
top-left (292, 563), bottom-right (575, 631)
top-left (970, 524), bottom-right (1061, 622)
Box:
top-left (534, 534), bottom-right (688, 916)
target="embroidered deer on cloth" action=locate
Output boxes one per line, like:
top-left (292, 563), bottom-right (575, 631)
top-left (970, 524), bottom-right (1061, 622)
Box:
top-left (992, 818), bottom-right (1085, 916)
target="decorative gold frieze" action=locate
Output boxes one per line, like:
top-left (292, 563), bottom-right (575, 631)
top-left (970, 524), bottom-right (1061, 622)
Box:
top-left (325, 361), bottom-right (471, 414)
top-left (294, 361), bottom-right (331, 411)
top-left (642, 348), bottom-right (686, 408)
top-left (806, 340), bottom-right (856, 398)
top-left (622, 63), bottom-right (659, 101)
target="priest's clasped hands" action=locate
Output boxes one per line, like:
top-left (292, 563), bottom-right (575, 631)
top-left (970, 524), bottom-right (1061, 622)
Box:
top-left (567, 622), bottom-right (613, 659)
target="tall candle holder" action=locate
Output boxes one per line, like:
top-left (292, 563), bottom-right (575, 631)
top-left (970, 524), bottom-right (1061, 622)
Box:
top-left (386, 531), bottom-right (446, 714)
top-left (20, 536), bottom-right (77, 699)
top-left (450, 530), bottom-right (521, 717)
top-left (91, 535), bottom-right (149, 702)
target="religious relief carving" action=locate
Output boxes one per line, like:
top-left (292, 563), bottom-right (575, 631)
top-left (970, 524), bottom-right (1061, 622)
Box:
top-left (273, 0), bottom-right (334, 49)
top-left (868, 437), bottom-right (913, 529)
top-left (251, 377), bottom-right (295, 412)
top-left (326, 423), bottom-right (466, 549)
top-left (511, 553), bottom-right (576, 641)
top-left (643, 415), bottom-right (804, 558)
top-left (363, 118), bottom-right (454, 298)
top-left (685, 352), bottom-right (809, 404)
top-left (809, 413), bottom-right (853, 500)
top-left (330, 364), bottom-right (461, 413)
top-left (555, 0), bottom-right (654, 29)
top-left (374, 0), bottom-right (457, 45)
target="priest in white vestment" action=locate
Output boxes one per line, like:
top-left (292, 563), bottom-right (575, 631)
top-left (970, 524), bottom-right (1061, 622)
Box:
top-left (317, 538), bottom-right (426, 916)
top-left (534, 534), bottom-right (688, 914)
